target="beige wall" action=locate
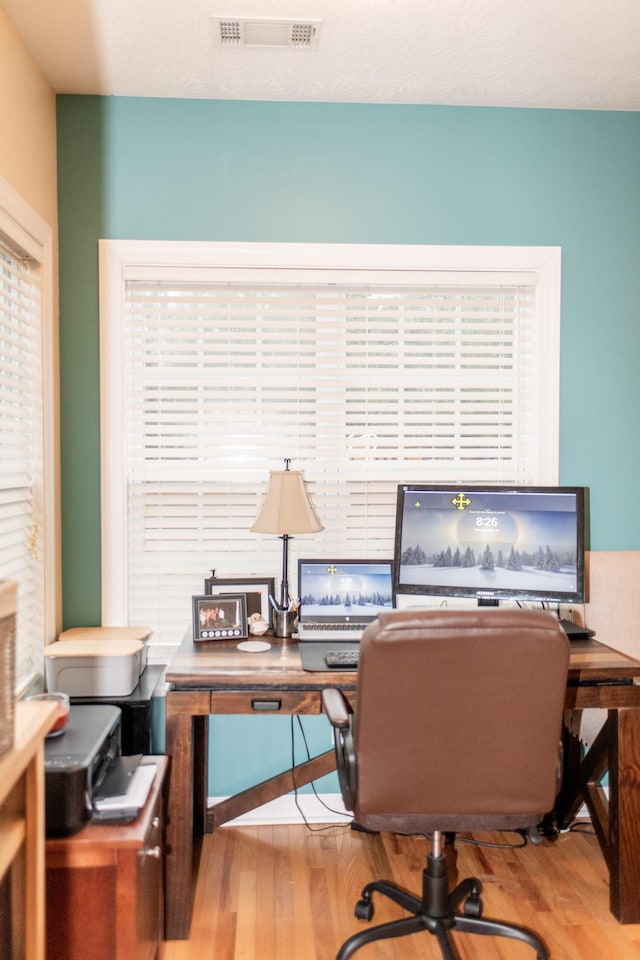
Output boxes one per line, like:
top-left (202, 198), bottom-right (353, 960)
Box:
top-left (0, 3), bottom-right (57, 225)
top-left (0, 3), bottom-right (60, 628)
top-left (567, 551), bottom-right (640, 749)
top-left (584, 551), bottom-right (640, 661)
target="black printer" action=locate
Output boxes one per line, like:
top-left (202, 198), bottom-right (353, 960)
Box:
top-left (44, 703), bottom-right (121, 837)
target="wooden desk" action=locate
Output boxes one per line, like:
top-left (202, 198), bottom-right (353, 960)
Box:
top-left (163, 633), bottom-right (640, 939)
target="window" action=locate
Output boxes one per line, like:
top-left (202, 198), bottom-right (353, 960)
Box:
top-left (100, 241), bottom-right (561, 660)
top-left (0, 177), bottom-right (55, 691)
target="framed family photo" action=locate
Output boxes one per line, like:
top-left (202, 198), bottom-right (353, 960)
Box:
top-left (203, 576), bottom-right (276, 627)
top-left (192, 594), bottom-right (248, 642)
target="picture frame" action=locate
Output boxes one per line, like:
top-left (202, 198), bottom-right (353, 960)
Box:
top-left (192, 594), bottom-right (248, 642)
top-left (203, 576), bottom-right (276, 627)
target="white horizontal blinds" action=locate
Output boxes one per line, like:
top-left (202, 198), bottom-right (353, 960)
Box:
top-left (123, 273), bottom-right (537, 653)
top-left (0, 239), bottom-right (44, 689)
top-left (333, 283), bottom-right (536, 477)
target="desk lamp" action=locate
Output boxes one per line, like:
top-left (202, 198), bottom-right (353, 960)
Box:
top-left (250, 459), bottom-right (323, 610)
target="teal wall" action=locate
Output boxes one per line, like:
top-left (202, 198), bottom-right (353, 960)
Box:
top-left (57, 97), bottom-right (640, 792)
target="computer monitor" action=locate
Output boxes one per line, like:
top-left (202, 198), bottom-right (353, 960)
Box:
top-left (393, 484), bottom-right (586, 606)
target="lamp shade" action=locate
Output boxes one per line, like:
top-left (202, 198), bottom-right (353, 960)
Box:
top-left (250, 469), bottom-right (323, 535)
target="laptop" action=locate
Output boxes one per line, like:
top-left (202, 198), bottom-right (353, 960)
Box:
top-left (297, 558), bottom-right (393, 671)
top-left (297, 558), bottom-right (394, 640)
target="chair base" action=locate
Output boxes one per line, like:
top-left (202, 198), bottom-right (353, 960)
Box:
top-left (337, 848), bottom-right (549, 960)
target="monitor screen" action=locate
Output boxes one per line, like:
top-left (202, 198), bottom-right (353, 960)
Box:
top-left (393, 485), bottom-right (586, 605)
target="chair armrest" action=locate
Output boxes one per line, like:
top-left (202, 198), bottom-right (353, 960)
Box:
top-left (322, 687), bottom-right (357, 809)
top-left (322, 687), bottom-right (353, 727)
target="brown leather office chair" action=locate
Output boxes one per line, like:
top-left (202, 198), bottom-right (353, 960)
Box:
top-left (322, 608), bottom-right (569, 960)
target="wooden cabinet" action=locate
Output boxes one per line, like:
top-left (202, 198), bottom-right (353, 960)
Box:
top-left (45, 755), bottom-right (167, 960)
top-left (0, 701), bottom-right (57, 960)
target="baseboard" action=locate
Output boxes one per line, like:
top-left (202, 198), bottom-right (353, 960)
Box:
top-left (208, 793), bottom-right (596, 828)
top-left (208, 793), bottom-right (351, 826)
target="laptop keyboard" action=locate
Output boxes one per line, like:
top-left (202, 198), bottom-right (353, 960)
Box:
top-left (300, 622), bottom-right (368, 633)
top-left (325, 649), bottom-right (360, 669)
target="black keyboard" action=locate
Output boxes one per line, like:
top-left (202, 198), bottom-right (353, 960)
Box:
top-left (325, 649), bottom-right (360, 669)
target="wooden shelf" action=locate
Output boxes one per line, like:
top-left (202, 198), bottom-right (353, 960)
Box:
top-left (0, 701), bottom-right (57, 960)
top-left (0, 817), bottom-right (25, 877)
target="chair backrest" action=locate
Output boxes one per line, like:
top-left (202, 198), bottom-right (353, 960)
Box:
top-left (352, 608), bottom-right (570, 835)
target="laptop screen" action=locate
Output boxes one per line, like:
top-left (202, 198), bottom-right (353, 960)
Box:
top-left (297, 559), bottom-right (393, 623)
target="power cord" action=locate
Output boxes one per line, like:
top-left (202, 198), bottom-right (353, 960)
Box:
top-left (289, 716), bottom-right (354, 832)
top-left (453, 831), bottom-right (529, 850)
top-left (563, 819), bottom-right (596, 836)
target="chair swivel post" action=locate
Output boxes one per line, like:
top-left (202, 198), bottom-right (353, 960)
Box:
top-left (423, 833), bottom-right (450, 919)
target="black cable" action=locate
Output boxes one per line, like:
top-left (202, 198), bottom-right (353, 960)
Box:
top-left (453, 832), bottom-right (529, 850)
top-left (566, 820), bottom-right (596, 836)
top-left (382, 830), bottom-right (529, 850)
top-left (289, 716), bottom-right (353, 832)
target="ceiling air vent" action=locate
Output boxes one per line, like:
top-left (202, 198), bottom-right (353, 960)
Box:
top-left (213, 17), bottom-right (322, 49)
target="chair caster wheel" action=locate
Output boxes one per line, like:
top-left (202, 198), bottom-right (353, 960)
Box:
top-left (355, 898), bottom-right (374, 921)
top-left (463, 895), bottom-right (483, 918)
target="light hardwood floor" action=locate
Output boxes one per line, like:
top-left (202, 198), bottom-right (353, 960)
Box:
top-left (163, 820), bottom-right (640, 959)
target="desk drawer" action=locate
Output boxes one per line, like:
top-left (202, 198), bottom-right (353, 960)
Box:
top-left (210, 690), bottom-right (323, 714)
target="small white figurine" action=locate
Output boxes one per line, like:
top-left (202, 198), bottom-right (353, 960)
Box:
top-left (248, 612), bottom-right (269, 636)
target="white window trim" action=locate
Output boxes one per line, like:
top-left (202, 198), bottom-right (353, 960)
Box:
top-left (99, 240), bottom-right (561, 626)
top-left (0, 174), bottom-right (57, 660)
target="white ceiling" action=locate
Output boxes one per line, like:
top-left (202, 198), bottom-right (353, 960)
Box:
top-left (4, 0), bottom-right (640, 110)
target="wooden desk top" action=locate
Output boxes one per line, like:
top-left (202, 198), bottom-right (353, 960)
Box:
top-left (166, 632), bottom-right (640, 691)
top-left (166, 634), bottom-right (358, 690)
top-left (567, 637), bottom-right (640, 680)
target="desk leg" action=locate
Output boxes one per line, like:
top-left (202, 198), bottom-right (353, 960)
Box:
top-left (192, 714), bottom-right (209, 838)
top-left (164, 709), bottom-right (208, 940)
top-left (556, 719), bottom-right (587, 828)
top-left (557, 708), bottom-right (640, 923)
top-left (610, 707), bottom-right (640, 922)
